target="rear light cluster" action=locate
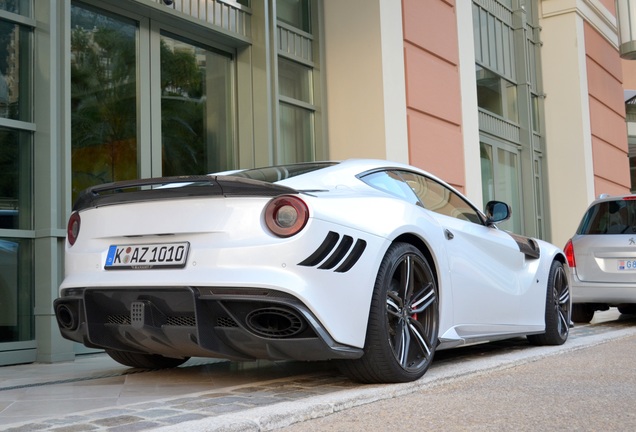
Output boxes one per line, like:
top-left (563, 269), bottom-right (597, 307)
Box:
top-left (264, 195), bottom-right (309, 238)
top-left (564, 239), bottom-right (575, 268)
top-left (67, 212), bottom-right (81, 246)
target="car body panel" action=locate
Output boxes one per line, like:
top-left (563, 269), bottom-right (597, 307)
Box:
top-left (568, 194), bottom-right (636, 306)
top-left (56, 159), bottom-right (567, 365)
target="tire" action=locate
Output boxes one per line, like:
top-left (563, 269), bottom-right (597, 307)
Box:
top-left (618, 304), bottom-right (636, 315)
top-left (571, 303), bottom-right (595, 323)
top-left (527, 260), bottom-right (571, 346)
top-left (338, 243), bottom-right (439, 383)
top-left (105, 349), bottom-right (189, 369)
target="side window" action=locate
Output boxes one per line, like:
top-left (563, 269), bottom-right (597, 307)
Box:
top-left (360, 171), bottom-right (420, 205)
top-left (399, 172), bottom-right (483, 224)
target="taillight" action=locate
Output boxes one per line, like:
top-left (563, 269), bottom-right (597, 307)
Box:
top-left (67, 212), bottom-right (81, 246)
top-left (564, 239), bottom-right (575, 268)
top-left (264, 195), bottom-right (309, 238)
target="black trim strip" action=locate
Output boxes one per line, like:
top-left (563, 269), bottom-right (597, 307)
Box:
top-left (507, 232), bottom-right (541, 259)
top-left (298, 231), bottom-right (340, 267)
top-left (335, 239), bottom-right (367, 273)
top-left (73, 175), bottom-right (297, 211)
top-left (319, 236), bottom-right (354, 270)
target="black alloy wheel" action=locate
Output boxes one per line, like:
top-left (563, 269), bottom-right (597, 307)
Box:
top-left (528, 260), bottom-right (571, 345)
top-left (338, 243), bottom-right (439, 383)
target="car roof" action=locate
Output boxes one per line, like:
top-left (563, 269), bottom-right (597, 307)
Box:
top-left (272, 158), bottom-right (456, 192)
top-left (589, 194), bottom-right (636, 205)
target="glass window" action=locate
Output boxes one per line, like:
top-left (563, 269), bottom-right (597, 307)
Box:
top-left (578, 200), bottom-right (636, 235)
top-left (70, 4), bottom-right (138, 202)
top-left (476, 65), bottom-right (517, 122)
top-left (0, 127), bottom-right (31, 230)
top-left (0, 236), bottom-right (33, 342)
top-left (399, 172), bottom-right (482, 224)
top-left (480, 142), bottom-right (522, 233)
top-left (496, 148), bottom-right (521, 232)
top-left (278, 57), bottom-right (312, 103)
top-left (277, 0), bottom-right (310, 33)
top-left (0, 0), bottom-right (30, 15)
top-left (231, 161), bottom-right (336, 182)
top-left (631, 155), bottom-right (636, 193)
top-left (480, 143), bottom-right (494, 205)
top-left (279, 102), bottom-right (313, 163)
top-left (360, 170), bottom-right (420, 204)
top-left (0, 19), bottom-right (31, 122)
top-left (160, 33), bottom-right (234, 176)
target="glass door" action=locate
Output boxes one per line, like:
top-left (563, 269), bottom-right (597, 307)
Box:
top-left (70, 3), bottom-right (139, 202)
top-left (158, 32), bottom-right (234, 176)
top-left (71, 2), bottom-right (236, 203)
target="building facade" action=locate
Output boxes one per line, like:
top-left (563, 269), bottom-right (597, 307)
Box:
top-left (0, 0), bottom-right (630, 365)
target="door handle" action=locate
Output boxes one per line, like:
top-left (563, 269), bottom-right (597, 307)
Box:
top-left (444, 229), bottom-right (454, 240)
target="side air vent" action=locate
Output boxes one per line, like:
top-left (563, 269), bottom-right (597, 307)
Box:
top-left (298, 231), bottom-right (367, 273)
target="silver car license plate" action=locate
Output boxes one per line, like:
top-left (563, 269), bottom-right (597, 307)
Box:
top-left (617, 259), bottom-right (636, 271)
top-left (104, 242), bottom-right (190, 270)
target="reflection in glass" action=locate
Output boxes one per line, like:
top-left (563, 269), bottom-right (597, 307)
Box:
top-left (0, 237), bottom-right (33, 342)
top-left (160, 34), bottom-right (233, 176)
top-left (476, 65), bottom-right (517, 122)
top-left (70, 4), bottom-right (138, 202)
top-left (279, 102), bottom-right (313, 163)
top-left (278, 58), bottom-right (312, 103)
top-left (0, 20), bottom-right (31, 121)
top-left (476, 66), bottom-right (502, 115)
top-left (0, 0), bottom-right (30, 15)
top-left (277, 0), bottom-right (310, 32)
top-left (0, 127), bottom-right (31, 230)
top-left (497, 148), bottom-right (521, 233)
top-left (480, 143), bottom-right (494, 207)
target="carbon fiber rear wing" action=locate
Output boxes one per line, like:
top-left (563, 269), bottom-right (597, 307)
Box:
top-left (73, 175), bottom-right (298, 211)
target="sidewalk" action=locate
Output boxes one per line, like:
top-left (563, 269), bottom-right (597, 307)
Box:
top-left (0, 310), bottom-right (634, 431)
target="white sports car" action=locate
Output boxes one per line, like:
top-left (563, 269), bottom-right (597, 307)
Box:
top-left (55, 159), bottom-right (571, 383)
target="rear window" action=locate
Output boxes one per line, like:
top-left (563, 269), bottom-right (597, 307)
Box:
top-left (577, 199), bottom-right (636, 235)
top-left (228, 162), bottom-right (337, 183)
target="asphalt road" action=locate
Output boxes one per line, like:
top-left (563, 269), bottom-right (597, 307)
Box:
top-left (279, 332), bottom-right (636, 432)
top-left (152, 309), bottom-right (636, 431)
top-left (2, 309), bottom-right (635, 431)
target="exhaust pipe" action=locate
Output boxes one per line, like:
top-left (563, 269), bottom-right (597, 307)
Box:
top-left (55, 303), bottom-right (79, 331)
top-left (245, 307), bottom-right (305, 338)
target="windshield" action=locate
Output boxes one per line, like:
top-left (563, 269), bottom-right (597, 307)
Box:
top-left (577, 199), bottom-right (636, 234)
top-left (227, 162), bottom-right (337, 183)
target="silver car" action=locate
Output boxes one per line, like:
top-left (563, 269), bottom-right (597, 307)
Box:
top-left (565, 194), bottom-right (636, 323)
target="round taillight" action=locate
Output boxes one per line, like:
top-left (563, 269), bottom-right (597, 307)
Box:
top-left (264, 195), bottom-right (309, 238)
top-left (67, 212), bottom-right (81, 246)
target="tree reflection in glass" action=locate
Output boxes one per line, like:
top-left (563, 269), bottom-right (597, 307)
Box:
top-left (70, 5), bottom-right (138, 203)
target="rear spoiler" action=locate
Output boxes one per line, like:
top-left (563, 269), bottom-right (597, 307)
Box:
top-left (73, 175), bottom-right (298, 212)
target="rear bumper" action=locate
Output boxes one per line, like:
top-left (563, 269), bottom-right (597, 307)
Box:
top-left (571, 278), bottom-right (636, 304)
top-left (54, 286), bottom-right (363, 362)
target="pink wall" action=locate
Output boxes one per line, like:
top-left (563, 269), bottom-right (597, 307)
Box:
top-left (622, 60), bottom-right (636, 89)
top-left (599, 0), bottom-right (615, 15)
top-left (402, 0), bottom-right (465, 192)
top-left (584, 22), bottom-right (630, 196)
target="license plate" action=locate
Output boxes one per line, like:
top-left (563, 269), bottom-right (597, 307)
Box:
top-left (105, 242), bottom-right (190, 270)
top-left (617, 260), bottom-right (636, 271)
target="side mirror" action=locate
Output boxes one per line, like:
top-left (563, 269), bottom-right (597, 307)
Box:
top-left (485, 201), bottom-right (511, 225)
